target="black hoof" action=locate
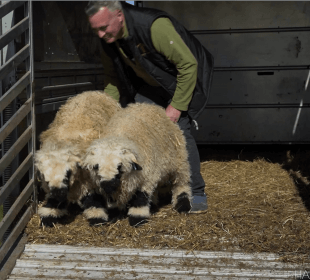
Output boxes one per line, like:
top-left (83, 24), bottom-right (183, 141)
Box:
top-left (128, 216), bottom-right (148, 227)
top-left (67, 203), bottom-right (83, 215)
top-left (150, 202), bottom-right (159, 214)
top-left (41, 216), bottom-right (63, 227)
top-left (108, 208), bottom-right (127, 223)
top-left (175, 193), bottom-right (191, 213)
top-left (88, 218), bottom-right (108, 227)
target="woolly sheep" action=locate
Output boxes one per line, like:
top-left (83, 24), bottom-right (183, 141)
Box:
top-left (82, 103), bottom-right (192, 226)
top-left (35, 91), bottom-right (121, 227)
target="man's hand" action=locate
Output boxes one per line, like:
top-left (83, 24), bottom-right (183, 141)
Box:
top-left (166, 104), bottom-right (181, 123)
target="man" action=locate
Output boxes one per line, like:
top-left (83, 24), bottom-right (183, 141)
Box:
top-left (85, 1), bottom-right (214, 213)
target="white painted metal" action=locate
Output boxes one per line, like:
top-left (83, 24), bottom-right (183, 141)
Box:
top-left (7, 244), bottom-right (308, 279)
top-left (0, 2), bottom-right (13, 65)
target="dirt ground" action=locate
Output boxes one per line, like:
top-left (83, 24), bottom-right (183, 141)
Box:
top-left (26, 145), bottom-right (310, 264)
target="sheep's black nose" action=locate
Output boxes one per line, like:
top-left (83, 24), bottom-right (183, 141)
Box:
top-left (50, 187), bottom-right (68, 201)
top-left (100, 178), bottom-right (120, 194)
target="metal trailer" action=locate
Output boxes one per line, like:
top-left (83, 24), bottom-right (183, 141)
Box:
top-left (142, 1), bottom-right (310, 145)
top-left (0, 1), bottom-right (310, 279)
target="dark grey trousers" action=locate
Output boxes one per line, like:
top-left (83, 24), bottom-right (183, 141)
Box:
top-left (135, 85), bottom-right (205, 196)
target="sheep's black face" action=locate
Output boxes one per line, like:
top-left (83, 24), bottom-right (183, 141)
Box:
top-left (100, 176), bottom-right (121, 195)
top-left (48, 169), bottom-right (71, 202)
top-left (49, 186), bottom-right (68, 202)
top-left (99, 165), bottom-right (122, 195)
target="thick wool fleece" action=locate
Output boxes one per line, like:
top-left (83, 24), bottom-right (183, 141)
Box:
top-left (83, 103), bottom-right (192, 209)
top-left (36, 91), bottom-right (121, 221)
top-left (40, 90), bottom-right (121, 150)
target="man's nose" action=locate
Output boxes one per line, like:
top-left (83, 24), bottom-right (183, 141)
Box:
top-left (98, 30), bottom-right (106, 38)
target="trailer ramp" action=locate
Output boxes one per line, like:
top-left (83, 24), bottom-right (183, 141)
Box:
top-left (7, 244), bottom-right (309, 279)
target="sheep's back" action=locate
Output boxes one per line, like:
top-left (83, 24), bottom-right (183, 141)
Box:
top-left (103, 103), bottom-right (188, 170)
top-left (40, 91), bottom-right (120, 146)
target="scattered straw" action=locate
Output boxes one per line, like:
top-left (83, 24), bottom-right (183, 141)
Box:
top-left (26, 146), bottom-right (310, 264)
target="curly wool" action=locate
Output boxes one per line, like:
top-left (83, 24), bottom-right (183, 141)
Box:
top-left (83, 103), bottom-right (192, 208)
top-left (36, 91), bottom-right (121, 203)
top-left (40, 90), bottom-right (121, 150)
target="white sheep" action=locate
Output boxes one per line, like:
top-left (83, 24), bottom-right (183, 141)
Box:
top-left (35, 90), bottom-right (121, 227)
top-left (82, 103), bottom-right (192, 226)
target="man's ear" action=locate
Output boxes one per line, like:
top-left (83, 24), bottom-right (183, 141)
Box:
top-left (116, 9), bottom-right (123, 18)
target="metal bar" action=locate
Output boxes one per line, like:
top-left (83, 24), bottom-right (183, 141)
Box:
top-left (0, 178), bottom-right (34, 241)
top-left (0, 126), bottom-right (32, 175)
top-left (196, 141), bottom-right (310, 145)
top-left (41, 94), bottom-right (75, 103)
top-left (0, 1), bottom-right (25, 19)
top-left (0, 235), bottom-right (28, 280)
top-left (28, 0), bottom-right (36, 211)
top-left (41, 82), bottom-right (94, 91)
top-left (0, 44), bottom-right (29, 81)
top-left (0, 206), bottom-right (33, 263)
top-left (214, 65), bottom-right (310, 72)
top-left (191, 26), bottom-right (310, 35)
top-left (0, 153), bottom-right (32, 206)
top-left (0, 98), bottom-right (31, 144)
top-left (33, 62), bottom-right (104, 71)
top-left (0, 71), bottom-right (30, 112)
top-left (37, 82), bottom-right (105, 93)
top-left (204, 103), bottom-right (310, 109)
top-left (32, 68), bottom-right (104, 78)
top-left (0, 16), bottom-right (29, 50)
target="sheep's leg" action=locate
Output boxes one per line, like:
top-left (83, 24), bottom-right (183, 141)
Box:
top-left (127, 189), bottom-right (153, 227)
top-left (80, 193), bottom-right (108, 226)
top-left (38, 198), bottom-right (68, 227)
top-left (107, 199), bottom-right (127, 223)
top-left (170, 173), bottom-right (192, 213)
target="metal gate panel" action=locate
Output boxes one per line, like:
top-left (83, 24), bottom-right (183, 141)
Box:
top-left (196, 32), bottom-right (309, 67)
top-left (0, 45), bottom-right (29, 81)
top-left (192, 107), bottom-right (310, 144)
top-left (0, 1), bottom-right (35, 278)
top-left (0, 72), bottom-right (30, 112)
top-left (209, 70), bottom-right (310, 105)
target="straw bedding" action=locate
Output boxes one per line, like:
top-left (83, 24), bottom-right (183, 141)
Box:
top-left (26, 146), bottom-right (310, 264)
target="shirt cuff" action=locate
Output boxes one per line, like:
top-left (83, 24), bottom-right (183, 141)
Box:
top-left (170, 100), bottom-right (188, 112)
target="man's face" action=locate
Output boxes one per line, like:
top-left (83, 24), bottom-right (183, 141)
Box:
top-left (89, 7), bottom-right (124, 43)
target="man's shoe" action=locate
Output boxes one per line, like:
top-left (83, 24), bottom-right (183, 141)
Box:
top-left (190, 194), bottom-right (208, 213)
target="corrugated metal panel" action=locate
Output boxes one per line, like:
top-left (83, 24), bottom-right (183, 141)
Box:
top-left (141, 1), bottom-right (310, 144)
top-left (142, 2), bottom-right (310, 30)
top-left (209, 70), bottom-right (309, 105)
top-left (192, 107), bottom-right (310, 144)
top-left (196, 32), bottom-right (309, 68)
top-left (7, 244), bottom-right (308, 279)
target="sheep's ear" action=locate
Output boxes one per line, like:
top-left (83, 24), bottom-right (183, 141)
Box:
top-left (66, 169), bottom-right (72, 179)
top-left (131, 162), bottom-right (142, 171)
top-left (93, 164), bottom-right (99, 170)
top-left (121, 149), bottom-right (142, 170)
top-left (117, 164), bottom-right (122, 172)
